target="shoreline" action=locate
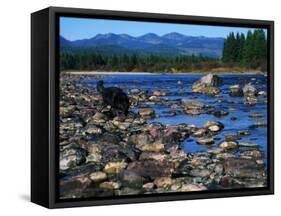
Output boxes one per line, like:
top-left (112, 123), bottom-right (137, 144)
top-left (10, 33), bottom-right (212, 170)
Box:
top-left (65, 71), bottom-right (266, 76)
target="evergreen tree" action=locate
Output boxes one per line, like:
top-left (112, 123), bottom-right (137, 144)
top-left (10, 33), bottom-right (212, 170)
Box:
top-left (222, 29), bottom-right (267, 69)
top-left (237, 33), bottom-right (245, 64)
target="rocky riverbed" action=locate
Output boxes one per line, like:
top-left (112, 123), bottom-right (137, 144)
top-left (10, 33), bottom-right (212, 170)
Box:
top-left (59, 73), bottom-right (268, 199)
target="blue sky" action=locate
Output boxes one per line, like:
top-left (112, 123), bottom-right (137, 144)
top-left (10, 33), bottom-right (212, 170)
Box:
top-left (60, 17), bottom-right (265, 41)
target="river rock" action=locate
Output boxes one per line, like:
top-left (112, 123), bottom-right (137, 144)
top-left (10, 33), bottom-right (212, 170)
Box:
top-left (237, 130), bottom-right (250, 136)
top-left (238, 142), bottom-right (258, 148)
top-left (170, 103), bottom-right (179, 109)
top-left (89, 171), bottom-right (107, 183)
top-left (100, 144), bottom-right (130, 162)
top-left (127, 132), bottom-right (154, 150)
top-left (126, 160), bottom-right (175, 179)
top-left (182, 99), bottom-right (204, 109)
top-left (84, 125), bottom-right (103, 135)
top-left (258, 91), bottom-right (267, 97)
top-left (184, 108), bottom-right (201, 115)
top-left (60, 106), bottom-right (76, 118)
top-left (245, 96), bottom-right (257, 105)
top-left (219, 141), bottom-right (238, 150)
top-left (154, 177), bottom-right (173, 188)
top-left (190, 156), bottom-right (212, 166)
top-left (240, 150), bottom-right (263, 159)
top-left (189, 168), bottom-right (212, 177)
top-left (139, 108), bottom-right (155, 117)
top-left (120, 170), bottom-right (145, 188)
top-left (213, 110), bottom-right (229, 117)
top-left (214, 163), bottom-right (224, 174)
top-left (229, 84), bottom-right (243, 97)
top-left (141, 143), bottom-right (165, 152)
top-left (169, 149), bottom-right (187, 162)
top-left (112, 120), bottom-right (131, 130)
top-left (193, 86), bottom-right (221, 96)
top-left (180, 184), bottom-right (207, 192)
top-left (115, 187), bottom-right (141, 196)
top-left (60, 175), bottom-right (91, 197)
top-left (139, 152), bottom-right (167, 161)
top-left (192, 128), bottom-right (208, 137)
top-left (224, 134), bottom-right (240, 141)
top-left (203, 121), bottom-right (224, 132)
top-left (177, 80), bottom-right (183, 85)
top-left (142, 182), bottom-right (154, 190)
top-left (130, 88), bottom-right (140, 94)
top-left (249, 113), bottom-right (264, 118)
top-left (149, 95), bottom-right (158, 101)
top-left (219, 175), bottom-right (234, 187)
top-left (60, 147), bottom-right (87, 171)
top-left (224, 158), bottom-right (264, 178)
top-left (153, 90), bottom-right (166, 96)
top-left (216, 152), bottom-right (235, 160)
top-left (182, 99), bottom-right (205, 115)
top-left (162, 126), bottom-right (182, 145)
top-left (99, 181), bottom-right (121, 190)
top-left (196, 137), bottom-right (214, 145)
top-left (92, 112), bottom-right (108, 122)
top-left (251, 122), bottom-right (267, 128)
top-left (60, 154), bottom-right (78, 171)
top-left (103, 161), bottom-right (127, 174)
top-left (170, 182), bottom-right (182, 191)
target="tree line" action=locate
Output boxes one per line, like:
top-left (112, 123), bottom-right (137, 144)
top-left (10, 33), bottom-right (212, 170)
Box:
top-left (60, 52), bottom-right (219, 73)
top-left (222, 29), bottom-right (267, 70)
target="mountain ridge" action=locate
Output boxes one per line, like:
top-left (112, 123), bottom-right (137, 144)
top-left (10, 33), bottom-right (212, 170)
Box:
top-left (60, 32), bottom-right (224, 57)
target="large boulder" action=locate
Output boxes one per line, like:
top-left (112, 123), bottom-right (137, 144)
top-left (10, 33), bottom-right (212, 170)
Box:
top-left (243, 83), bottom-right (257, 97)
top-left (194, 74), bottom-right (223, 87)
top-left (192, 74), bottom-right (223, 96)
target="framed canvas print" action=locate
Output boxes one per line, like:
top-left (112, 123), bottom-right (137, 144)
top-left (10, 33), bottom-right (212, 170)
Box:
top-left (31, 7), bottom-right (274, 208)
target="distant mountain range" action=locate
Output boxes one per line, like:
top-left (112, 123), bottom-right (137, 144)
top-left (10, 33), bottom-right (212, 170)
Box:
top-left (60, 32), bottom-right (225, 57)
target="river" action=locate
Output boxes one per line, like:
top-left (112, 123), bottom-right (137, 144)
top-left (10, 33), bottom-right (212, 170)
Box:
top-left (82, 73), bottom-right (268, 164)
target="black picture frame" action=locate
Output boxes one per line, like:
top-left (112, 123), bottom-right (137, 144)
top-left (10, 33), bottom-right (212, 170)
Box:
top-left (31, 6), bottom-right (274, 209)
